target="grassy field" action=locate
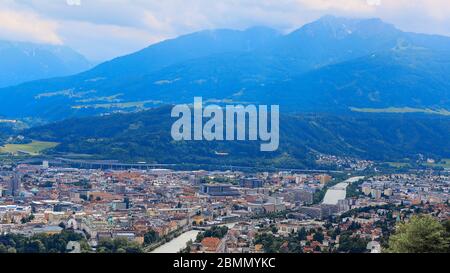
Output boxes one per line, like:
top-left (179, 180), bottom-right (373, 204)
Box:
top-left (72, 100), bottom-right (162, 110)
top-left (425, 159), bottom-right (450, 169)
top-left (385, 159), bottom-right (450, 169)
top-left (350, 107), bottom-right (450, 116)
top-left (386, 162), bottom-right (411, 168)
top-left (0, 119), bottom-right (18, 123)
top-left (0, 140), bottom-right (59, 155)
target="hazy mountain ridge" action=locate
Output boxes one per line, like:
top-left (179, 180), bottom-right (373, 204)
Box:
top-left (0, 40), bottom-right (92, 88)
top-left (23, 106), bottom-right (450, 167)
top-left (1, 16), bottom-right (450, 120)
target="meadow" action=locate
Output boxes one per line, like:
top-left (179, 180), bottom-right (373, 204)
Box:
top-left (0, 140), bottom-right (59, 155)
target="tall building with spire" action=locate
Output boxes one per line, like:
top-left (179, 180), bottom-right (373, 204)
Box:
top-left (8, 173), bottom-right (21, 197)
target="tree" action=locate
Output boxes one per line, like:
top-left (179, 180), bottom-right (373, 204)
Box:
top-left (21, 214), bottom-right (35, 224)
top-left (271, 225), bottom-right (278, 234)
top-left (97, 238), bottom-right (143, 253)
top-left (0, 244), bottom-right (7, 253)
top-left (254, 233), bottom-right (280, 253)
top-left (203, 226), bottom-right (229, 239)
top-left (195, 233), bottom-right (204, 243)
top-left (0, 230), bottom-right (89, 253)
top-left (313, 232), bottom-right (324, 243)
top-left (182, 240), bottom-right (193, 253)
top-left (144, 230), bottom-right (159, 245)
top-left (338, 234), bottom-right (369, 253)
top-left (7, 247), bottom-right (16, 253)
top-left (444, 220), bottom-right (450, 252)
top-left (24, 240), bottom-right (45, 253)
top-left (124, 197), bottom-right (131, 209)
top-left (297, 228), bottom-right (307, 241)
top-left (388, 215), bottom-right (449, 253)
top-left (348, 221), bottom-right (361, 231)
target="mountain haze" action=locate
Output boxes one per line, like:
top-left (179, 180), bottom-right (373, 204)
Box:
top-left (1, 16), bottom-right (450, 121)
top-left (0, 40), bottom-right (92, 88)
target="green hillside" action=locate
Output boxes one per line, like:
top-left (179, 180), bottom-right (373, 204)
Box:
top-left (22, 106), bottom-right (450, 168)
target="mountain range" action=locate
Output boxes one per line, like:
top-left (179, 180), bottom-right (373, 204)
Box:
top-left (23, 106), bottom-right (450, 168)
top-left (0, 40), bottom-right (92, 89)
top-left (1, 16), bottom-right (450, 121)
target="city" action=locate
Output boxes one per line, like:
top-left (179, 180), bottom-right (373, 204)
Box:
top-left (1, 0), bottom-right (450, 262)
top-left (1, 157), bottom-right (448, 253)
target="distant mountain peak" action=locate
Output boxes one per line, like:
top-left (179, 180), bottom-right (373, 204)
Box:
top-left (316, 15), bottom-right (387, 26)
top-left (292, 15), bottom-right (398, 39)
top-left (244, 26), bottom-right (279, 34)
top-left (1, 16), bottom-right (450, 121)
top-left (0, 40), bottom-right (91, 88)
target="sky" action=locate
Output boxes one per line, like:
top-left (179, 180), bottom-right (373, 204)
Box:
top-left (1, 0), bottom-right (450, 62)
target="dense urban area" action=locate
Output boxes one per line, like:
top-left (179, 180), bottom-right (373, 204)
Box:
top-left (1, 155), bottom-right (449, 254)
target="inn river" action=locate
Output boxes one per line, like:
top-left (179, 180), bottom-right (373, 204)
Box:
top-left (151, 230), bottom-right (200, 253)
top-left (151, 176), bottom-right (364, 254)
top-left (322, 176), bottom-right (365, 205)
top-left (151, 223), bottom-right (237, 253)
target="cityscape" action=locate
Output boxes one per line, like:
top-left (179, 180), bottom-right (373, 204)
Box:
top-left (1, 0), bottom-right (450, 257)
top-left (0, 155), bottom-right (448, 253)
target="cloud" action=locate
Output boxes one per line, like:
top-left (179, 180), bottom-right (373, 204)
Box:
top-left (66, 0), bottom-right (81, 6)
top-left (296, 0), bottom-right (376, 12)
top-left (401, 0), bottom-right (450, 21)
top-left (2, 0), bottom-right (450, 61)
top-left (366, 0), bottom-right (381, 7)
top-left (59, 20), bottom-right (165, 61)
top-left (0, 8), bottom-right (62, 44)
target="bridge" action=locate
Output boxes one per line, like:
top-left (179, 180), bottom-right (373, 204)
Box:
top-left (19, 157), bottom-right (175, 170)
top-left (19, 157), bottom-right (344, 173)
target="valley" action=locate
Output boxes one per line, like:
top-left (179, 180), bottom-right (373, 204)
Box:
top-left (0, 108), bottom-right (445, 170)
top-left (0, 8), bottom-right (449, 257)
top-left (0, 141), bottom-right (59, 156)
top-left (350, 107), bottom-right (450, 116)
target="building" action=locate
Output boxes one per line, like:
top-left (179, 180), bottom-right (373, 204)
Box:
top-left (298, 204), bottom-right (338, 219)
top-left (371, 189), bottom-right (382, 199)
top-left (114, 184), bottom-right (127, 194)
top-left (66, 241), bottom-right (81, 253)
top-left (367, 241), bottom-right (381, 253)
top-left (362, 184), bottom-right (372, 196)
top-left (319, 175), bottom-right (332, 185)
top-left (384, 188), bottom-right (393, 196)
top-left (337, 199), bottom-right (350, 212)
top-left (298, 206), bottom-right (322, 219)
top-left (240, 178), bottom-right (264, 189)
top-left (8, 173), bottom-right (21, 197)
top-left (200, 184), bottom-right (240, 197)
top-left (201, 237), bottom-right (225, 253)
top-left (42, 161), bottom-right (49, 169)
top-left (111, 201), bottom-right (127, 211)
top-left (284, 189), bottom-right (314, 205)
top-left (319, 204), bottom-right (339, 218)
top-left (32, 226), bottom-right (63, 235)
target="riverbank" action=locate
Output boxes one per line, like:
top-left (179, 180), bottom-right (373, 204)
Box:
top-left (150, 222), bottom-right (238, 253)
top-left (322, 176), bottom-right (365, 205)
top-left (150, 230), bottom-right (200, 253)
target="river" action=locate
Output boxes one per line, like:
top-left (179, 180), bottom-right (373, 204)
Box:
top-left (150, 223), bottom-right (237, 253)
top-left (322, 176), bottom-right (365, 205)
top-left (150, 230), bottom-right (200, 253)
